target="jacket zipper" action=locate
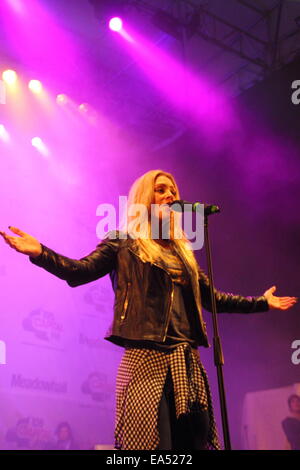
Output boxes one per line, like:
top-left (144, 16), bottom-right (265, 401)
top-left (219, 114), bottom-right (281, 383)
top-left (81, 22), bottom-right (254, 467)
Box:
top-left (128, 247), bottom-right (174, 340)
top-left (128, 246), bottom-right (204, 342)
top-left (120, 282), bottom-right (130, 321)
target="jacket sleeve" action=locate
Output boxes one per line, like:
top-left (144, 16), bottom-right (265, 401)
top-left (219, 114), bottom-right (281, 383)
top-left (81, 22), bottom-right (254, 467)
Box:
top-left (198, 268), bottom-right (269, 313)
top-left (29, 232), bottom-right (120, 287)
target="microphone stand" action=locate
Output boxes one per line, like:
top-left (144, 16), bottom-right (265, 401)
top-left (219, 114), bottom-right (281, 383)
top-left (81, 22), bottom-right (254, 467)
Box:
top-left (169, 199), bottom-right (231, 449)
top-left (204, 213), bottom-right (232, 450)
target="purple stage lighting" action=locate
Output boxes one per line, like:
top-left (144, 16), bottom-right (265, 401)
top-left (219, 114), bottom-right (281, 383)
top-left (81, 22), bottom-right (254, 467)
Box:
top-left (2, 69), bottom-right (17, 85)
top-left (109, 17), bottom-right (123, 32)
top-left (0, 124), bottom-right (10, 143)
top-left (31, 136), bottom-right (49, 157)
top-left (28, 79), bottom-right (42, 94)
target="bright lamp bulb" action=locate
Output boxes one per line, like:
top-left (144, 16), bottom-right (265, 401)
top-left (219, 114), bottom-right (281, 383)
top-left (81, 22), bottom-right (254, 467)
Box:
top-left (28, 80), bottom-right (42, 94)
top-left (56, 94), bottom-right (68, 105)
top-left (2, 69), bottom-right (17, 85)
top-left (31, 137), bottom-right (42, 147)
top-left (109, 17), bottom-right (123, 32)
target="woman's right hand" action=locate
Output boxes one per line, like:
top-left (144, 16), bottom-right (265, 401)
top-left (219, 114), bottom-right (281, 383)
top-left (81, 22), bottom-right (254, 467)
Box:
top-left (0, 226), bottom-right (42, 258)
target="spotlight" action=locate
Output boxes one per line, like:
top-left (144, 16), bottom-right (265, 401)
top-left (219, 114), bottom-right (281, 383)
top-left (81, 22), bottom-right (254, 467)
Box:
top-left (0, 124), bottom-right (10, 143)
top-left (2, 69), bottom-right (17, 85)
top-left (28, 79), bottom-right (42, 94)
top-left (56, 94), bottom-right (68, 105)
top-left (78, 103), bottom-right (89, 113)
top-left (109, 17), bottom-right (123, 32)
top-left (31, 136), bottom-right (42, 147)
top-left (31, 136), bottom-right (49, 156)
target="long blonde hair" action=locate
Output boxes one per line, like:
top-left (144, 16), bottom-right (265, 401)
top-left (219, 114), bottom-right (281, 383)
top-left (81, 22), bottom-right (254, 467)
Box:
top-left (119, 170), bottom-right (199, 280)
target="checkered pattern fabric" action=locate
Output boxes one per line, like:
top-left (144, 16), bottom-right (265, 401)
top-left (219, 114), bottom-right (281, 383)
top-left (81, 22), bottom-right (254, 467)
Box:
top-left (115, 343), bottom-right (221, 450)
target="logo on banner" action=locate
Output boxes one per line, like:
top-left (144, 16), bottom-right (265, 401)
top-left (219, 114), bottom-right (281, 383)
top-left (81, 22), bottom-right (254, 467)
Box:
top-left (5, 416), bottom-right (51, 449)
top-left (23, 308), bottom-right (63, 342)
top-left (0, 340), bottom-right (6, 364)
top-left (291, 340), bottom-right (300, 365)
top-left (81, 372), bottom-right (112, 402)
top-left (291, 80), bottom-right (300, 105)
top-left (11, 373), bottom-right (68, 394)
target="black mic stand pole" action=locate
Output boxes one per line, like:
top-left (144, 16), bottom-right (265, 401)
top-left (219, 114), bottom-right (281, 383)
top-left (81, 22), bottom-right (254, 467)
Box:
top-left (204, 213), bottom-right (232, 450)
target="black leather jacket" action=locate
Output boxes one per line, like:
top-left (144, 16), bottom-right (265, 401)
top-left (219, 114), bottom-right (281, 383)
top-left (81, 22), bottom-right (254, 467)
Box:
top-left (30, 231), bottom-right (269, 348)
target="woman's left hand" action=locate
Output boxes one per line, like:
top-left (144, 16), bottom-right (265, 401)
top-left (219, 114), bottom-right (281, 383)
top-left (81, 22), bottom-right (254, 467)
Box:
top-left (263, 286), bottom-right (298, 310)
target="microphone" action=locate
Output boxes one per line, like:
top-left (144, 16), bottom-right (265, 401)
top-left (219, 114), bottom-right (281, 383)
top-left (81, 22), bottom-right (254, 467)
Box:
top-left (168, 200), bottom-right (220, 216)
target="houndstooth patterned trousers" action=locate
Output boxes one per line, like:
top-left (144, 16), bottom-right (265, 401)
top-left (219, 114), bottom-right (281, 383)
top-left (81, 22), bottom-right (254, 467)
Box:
top-left (115, 343), bottom-right (221, 450)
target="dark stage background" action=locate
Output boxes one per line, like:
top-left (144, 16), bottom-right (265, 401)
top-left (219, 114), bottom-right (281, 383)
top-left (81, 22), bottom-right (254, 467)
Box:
top-left (147, 58), bottom-right (300, 450)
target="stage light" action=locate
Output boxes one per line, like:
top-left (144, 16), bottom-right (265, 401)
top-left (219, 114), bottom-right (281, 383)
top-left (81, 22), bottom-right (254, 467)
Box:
top-left (0, 124), bottom-right (10, 143)
top-left (28, 79), bottom-right (42, 94)
top-left (2, 69), bottom-right (17, 85)
top-left (31, 136), bottom-right (49, 156)
top-left (79, 103), bottom-right (88, 113)
top-left (56, 93), bottom-right (68, 105)
top-left (31, 136), bottom-right (42, 147)
top-left (109, 17), bottom-right (123, 32)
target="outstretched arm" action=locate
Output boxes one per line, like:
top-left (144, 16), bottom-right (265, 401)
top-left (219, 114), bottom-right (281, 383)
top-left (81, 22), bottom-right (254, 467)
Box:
top-left (0, 226), bottom-right (119, 287)
top-left (1, 226), bottom-right (42, 257)
top-left (263, 285), bottom-right (297, 311)
top-left (198, 268), bottom-right (297, 313)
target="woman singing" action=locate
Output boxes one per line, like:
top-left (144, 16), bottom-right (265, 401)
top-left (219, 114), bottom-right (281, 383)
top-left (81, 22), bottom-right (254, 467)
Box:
top-left (0, 170), bottom-right (297, 450)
